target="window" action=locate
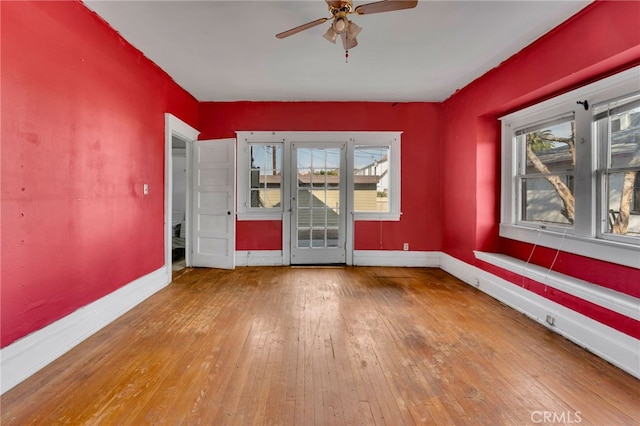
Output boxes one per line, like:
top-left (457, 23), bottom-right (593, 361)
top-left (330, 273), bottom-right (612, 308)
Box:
top-left (249, 144), bottom-right (282, 209)
top-left (236, 132), bottom-right (401, 221)
top-left (516, 116), bottom-right (576, 227)
top-left (236, 139), bottom-right (284, 220)
top-left (350, 135), bottom-right (401, 221)
top-left (500, 66), bottom-right (639, 268)
top-left (353, 145), bottom-right (391, 213)
top-left (594, 93), bottom-right (640, 239)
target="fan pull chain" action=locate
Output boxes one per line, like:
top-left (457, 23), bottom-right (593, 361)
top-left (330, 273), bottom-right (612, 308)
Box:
top-left (345, 50), bottom-right (349, 63)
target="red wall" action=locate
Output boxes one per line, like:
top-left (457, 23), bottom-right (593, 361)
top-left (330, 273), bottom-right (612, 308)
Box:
top-left (1, 1), bottom-right (198, 347)
top-left (441, 0), bottom-right (640, 334)
top-left (198, 102), bottom-right (443, 252)
top-left (3, 0), bottom-right (638, 351)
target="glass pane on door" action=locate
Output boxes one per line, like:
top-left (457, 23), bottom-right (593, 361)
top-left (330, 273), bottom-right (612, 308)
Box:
top-left (291, 145), bottom-right (345, 264)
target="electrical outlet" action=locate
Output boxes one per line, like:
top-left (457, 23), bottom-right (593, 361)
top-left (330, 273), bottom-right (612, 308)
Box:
top-left (143, 183), bottom-right (149, 195)
top-left (403, 243), bottom-right (409, 251)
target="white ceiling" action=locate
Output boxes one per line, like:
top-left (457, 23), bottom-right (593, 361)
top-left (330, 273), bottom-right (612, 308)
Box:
top-left (84, 0), bottom-right (592, 102)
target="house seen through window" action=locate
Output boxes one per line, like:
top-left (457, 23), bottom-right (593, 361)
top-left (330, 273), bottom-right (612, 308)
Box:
top-left (353, 146), bottom-right (390, 213)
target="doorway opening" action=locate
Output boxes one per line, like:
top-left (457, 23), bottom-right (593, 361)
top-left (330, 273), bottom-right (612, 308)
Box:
top-left (171, 136), bottom-right (187, 271)
top-left (164, 113), bottom-right (200, 279)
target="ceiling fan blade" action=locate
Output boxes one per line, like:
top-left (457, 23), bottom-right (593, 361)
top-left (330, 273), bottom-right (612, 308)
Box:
top-left (355, 0), bottom-right (418, 15)
top-left (275, 17), bottom-right (329, 39)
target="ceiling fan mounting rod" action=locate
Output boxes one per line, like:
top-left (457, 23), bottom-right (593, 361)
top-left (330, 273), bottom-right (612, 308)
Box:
top-left (328, 1), bottom-right (353, 16)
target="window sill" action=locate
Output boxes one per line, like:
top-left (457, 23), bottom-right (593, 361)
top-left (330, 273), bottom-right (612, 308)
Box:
top-left (237, 212), bottom-right (402, 221)
top-left (353, 212), bottom-right (401, 221)
top-left (474, 251), bottom-right (639, 320)
top-left (237, 212), bottom-right (283, 221)
top-left (499, 223), bottom-right (640, 269)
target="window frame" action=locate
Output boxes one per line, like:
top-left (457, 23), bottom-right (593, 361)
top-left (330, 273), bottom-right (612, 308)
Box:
top-left (248, 143), bottom-right (283, 212)
top-left (500, 66), bottom-right (640, 269)
top-left (352, 144), bottom-right (393, 215)
top-left (594, 93), bottom-right (640, 245)
top-left (633, 173), bottom-right (640, 214)
top-left (515, 113), bottom-right (577, 230)
top-left (350, 137), bottom-right (401, 221)
top-left (236, 136), bottom-right (285, 220)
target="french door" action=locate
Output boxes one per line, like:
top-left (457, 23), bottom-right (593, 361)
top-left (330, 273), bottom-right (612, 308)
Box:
top-left (290, 143), bottom-right (346, 264)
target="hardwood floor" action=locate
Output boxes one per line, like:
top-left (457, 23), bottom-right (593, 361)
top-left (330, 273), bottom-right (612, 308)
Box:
top-left (2, 267), bottom-right (638, 425)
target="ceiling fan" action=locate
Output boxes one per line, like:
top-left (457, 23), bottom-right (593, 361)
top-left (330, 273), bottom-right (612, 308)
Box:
top-left (276, 0), bottom-right (418, 52)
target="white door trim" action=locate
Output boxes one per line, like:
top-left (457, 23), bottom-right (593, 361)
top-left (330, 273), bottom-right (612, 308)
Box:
top-left (282, 139), bottom-right (292, 265)
top-left (165, 113), bottom-right (200, 278)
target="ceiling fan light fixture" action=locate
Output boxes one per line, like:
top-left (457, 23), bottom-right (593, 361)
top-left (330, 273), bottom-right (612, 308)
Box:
top-left (333, 17), bottom-right (347, 33)
top-left (323, 26), bottom-right (338, 43)
top-left (346, 20), bottom-right (362, 38)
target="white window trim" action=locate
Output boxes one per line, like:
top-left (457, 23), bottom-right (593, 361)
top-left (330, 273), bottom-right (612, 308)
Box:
top-left (500, 66), bottom-right (640, 269)
top-left (350, 137), bottom-right (402, 221)
top-left (236, 136), bottom-right (284, 220)
top-left (236, 131), bottom-right (402, 222)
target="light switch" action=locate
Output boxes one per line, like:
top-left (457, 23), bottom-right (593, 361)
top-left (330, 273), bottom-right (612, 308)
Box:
top-left (143, 183), bottom-right (149, 195)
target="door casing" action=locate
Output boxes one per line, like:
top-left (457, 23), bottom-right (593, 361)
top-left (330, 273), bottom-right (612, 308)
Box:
top-left (164, 114), bottom-right (199, 276)
top-left (290, 142), bottom-right (347, 264)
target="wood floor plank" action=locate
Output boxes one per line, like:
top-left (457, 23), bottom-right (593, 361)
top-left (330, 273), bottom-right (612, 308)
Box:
top-left (2, 266), bottom-right (638, 425)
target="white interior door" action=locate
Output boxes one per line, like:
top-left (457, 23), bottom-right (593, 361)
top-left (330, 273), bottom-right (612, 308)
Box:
top-left (191, 138), bottom-right (236, 269)
top-left (290, 143), bottom-right (346, 264)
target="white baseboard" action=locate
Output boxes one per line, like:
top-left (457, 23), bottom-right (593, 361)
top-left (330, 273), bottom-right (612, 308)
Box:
top-left (0, 267), bottom-right (170, 395)
top-left (353, 250), bottom-right (441, 267)
top-left (440, 253), bottom-right (640, 379)
top-left (474, 251), bottom-right (640, 321)
top-left (235, 250), bottom-right (441, 267)
top-left (235, 250), bottom-right (284, 266)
